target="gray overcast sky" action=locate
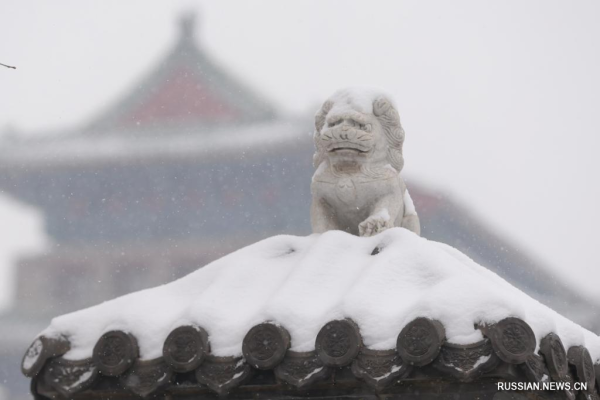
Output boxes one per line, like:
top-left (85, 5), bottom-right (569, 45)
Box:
top-left (1, 1), bottom-right (599, 303)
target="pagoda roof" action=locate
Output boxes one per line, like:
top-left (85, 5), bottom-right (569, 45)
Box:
top-left (85, 13), bottom-right (276, 135)
top-left (22, 228), bottom-right (600, 398)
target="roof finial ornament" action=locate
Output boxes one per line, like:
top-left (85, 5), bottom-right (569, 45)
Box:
top-left (179, 11), bottom-right (197, 40)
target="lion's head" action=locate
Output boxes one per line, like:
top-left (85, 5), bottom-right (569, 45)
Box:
top-left (313, 88), bottom-right (405, 174)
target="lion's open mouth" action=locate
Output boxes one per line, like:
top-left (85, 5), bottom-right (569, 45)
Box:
top-left (327, 142), bottom-right (369, 153)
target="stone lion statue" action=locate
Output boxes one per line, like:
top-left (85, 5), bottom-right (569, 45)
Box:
top-left (311, 88), bottom-right (420, 237)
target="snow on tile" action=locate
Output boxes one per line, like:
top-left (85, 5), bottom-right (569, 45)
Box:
top-left (39, 228), bottom-right (600, 363)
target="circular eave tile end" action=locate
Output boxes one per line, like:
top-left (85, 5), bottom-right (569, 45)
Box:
top-left (540, 332), bottom-right (568, 381)
top-left (163, 325), bottom-right (209, 373)
top-left (22, 336), bottom-right (70, 377)
top-left (22, 337), bottom-right (45, 377)
top-left (242, 322), bottom-right (290, 370)
top-left (316, 319), bottom-right (362, 367)
top-left (567, 346), bottom-right (596, 391)
top-left (397, 318), bottom-right (445, 367)
top-left (93, 330), bottom-right (139, 376)
top-left (490, 317), bottom-right (536, 364)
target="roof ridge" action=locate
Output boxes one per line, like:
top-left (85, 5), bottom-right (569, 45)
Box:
top-left (84, 16), bottom-right (277, 135)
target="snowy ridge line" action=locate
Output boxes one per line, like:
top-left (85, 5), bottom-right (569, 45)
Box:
top-left (0, 120), bottom-right (306, 166)
top-left (21, 228), bottom-right (600, 396)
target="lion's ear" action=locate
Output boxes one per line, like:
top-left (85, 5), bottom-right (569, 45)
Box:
top-left (372, 97), bottom-right (397, 119)
top-left (315, 100), bottom-right (334, 133)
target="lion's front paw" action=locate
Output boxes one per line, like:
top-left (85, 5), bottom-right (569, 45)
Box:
top-left (359, 215), bottom-right (392, 237)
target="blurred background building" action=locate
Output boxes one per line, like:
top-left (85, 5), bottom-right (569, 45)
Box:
top-left (0, 14), bottom-right (598, 400)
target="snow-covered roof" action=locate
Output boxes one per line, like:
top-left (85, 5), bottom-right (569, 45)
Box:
top-left (0, 12), bottom-right (285, 169)
top-left (22, 228), bottom-right (600, 398)
top-left (0, 119), bottom-right (306, 167)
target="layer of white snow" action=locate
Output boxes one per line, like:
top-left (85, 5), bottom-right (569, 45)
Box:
top-left (40, 228), bottom-right (600, 364)
top-left (371, 208), bottom-right (391, 222)
top-left (403, 189), bottom-right (417, 216)
top-left (326, 87), bottom-right (396, 116)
